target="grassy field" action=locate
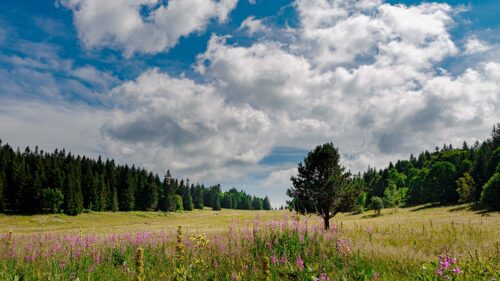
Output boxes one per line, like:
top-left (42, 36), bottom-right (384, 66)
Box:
top-left (0, 205), bottom-right (499, 280)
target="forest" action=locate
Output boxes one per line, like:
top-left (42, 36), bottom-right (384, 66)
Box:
top-left (0, 141), bottom-right (271, 215)
top-left (358, 124), bottom-right (500, 212)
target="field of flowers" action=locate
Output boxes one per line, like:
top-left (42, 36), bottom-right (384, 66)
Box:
top-left (0, 207), bottom-right (499, 280)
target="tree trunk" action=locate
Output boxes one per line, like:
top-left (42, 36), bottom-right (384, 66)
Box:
top-left (323, 215), bottom-right (330, 230)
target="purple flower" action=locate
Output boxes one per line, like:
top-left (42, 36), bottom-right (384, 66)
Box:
top-left (452, 267), bottom-right (462, 274)
top-left (296, 255), bottom-right (304, 270)
top-left (271, 255), bottom-right (279, 265)
top-left (281, 254), bottom-right (288, 264)
top-left (317, 273), bottom-right (330, 281)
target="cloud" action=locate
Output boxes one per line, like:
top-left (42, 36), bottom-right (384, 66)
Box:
top-left (101, 69), bottom-right (275, 179)
top-left (294, 0), bottom-right (457, 69)
top-left (263, 168), bottom-right (297, 187)
top-left (192, 0), bottom-right (499, 174)
top-left (239, 16), bottom-right (271, 36)
top-left (0, 99), bottom-right (107, 157)
top-left (464, 36), bottom-right (492, 55)
top-left (59, 0), bottom-right (238, 56)
top-left (0, 41), bottom-right (119, 103)
top-left (3, 0), bottom-right (500, 208)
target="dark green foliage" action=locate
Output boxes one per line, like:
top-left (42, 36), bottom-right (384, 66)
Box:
top-left (182, 184), bottom-right (194, 211)
top-left (119, 166), bottom-right (135, 211)
top-left (212, 193), bottom-right (221, 211)
top-left (194, 187), bottom-right (204, 209)
top-left (252, 196), bottom-right (263, 210)
top-left (263, 196), bottom-right (272, 210)
top-left (42, 188), bottom-right (64, 214)
top-left (480, 173), bottom-right (500, 210)
top-left (424, 161), bottom-right (457, 203)
top-left (0, 170), bottom-right (4, 212)
top-left (0, 140), bottom-right (271, 215)
top-left (361, 123), bottom-right (500, 210)
top-left (370, 196), bottom-right (383, 216)
top-left (287, 143), bottom-right (363, 229)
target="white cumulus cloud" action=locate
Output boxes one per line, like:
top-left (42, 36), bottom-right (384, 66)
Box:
top-left (59, 0), bottom-right (238, 56)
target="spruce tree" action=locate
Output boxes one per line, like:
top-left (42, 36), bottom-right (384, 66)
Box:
top-left (212, 193), bottom-right (221, 211)
top-left (263, 196), bottom-right (272, 210)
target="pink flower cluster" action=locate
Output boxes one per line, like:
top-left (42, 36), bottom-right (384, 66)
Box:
top-left (317, 272), bottom-right (331, 281)
top-left (336, 239), bottom-right (351, 255)
top-left (436, 255), bottom-right (462, 277)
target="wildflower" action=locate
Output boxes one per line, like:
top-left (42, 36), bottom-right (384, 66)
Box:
top-left (317, 273), bottom-right (331, 281)
top-left (281, 254), bottom-right (288, 264)
top-left (296, 255), bottom-right (304, 270)
top-left (452, 267), bottom-right (462, 274)
top-left (367, 226), bottom-right (373, 234)
top-left (372, 272), bottom-right (378, 281)
top-left (271, 255), bottom-right (279, 265)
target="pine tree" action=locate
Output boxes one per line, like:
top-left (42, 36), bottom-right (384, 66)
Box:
top-left (0, 170), bottom-right (5, 212)
top-left (263, 196), bottom-right (272, 210)
top-left (182, 184), bottom-right (193, 211)
top-left (212, 193), bottom-right (221, 211)
top-left (194, 187), bottom-right (204, 209)
top-left (119, 166), bottom-right (135, 211)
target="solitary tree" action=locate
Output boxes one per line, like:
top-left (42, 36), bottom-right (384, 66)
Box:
top-left (287, 143), bottom-right (362, 229)
top-left (370, 196), bottom-right (384, 216)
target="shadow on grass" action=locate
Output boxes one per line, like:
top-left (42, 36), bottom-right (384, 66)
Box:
top-left (361, 213), bottom-right (382, 219)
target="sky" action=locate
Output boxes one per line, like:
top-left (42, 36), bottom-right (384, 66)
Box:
top-left (0, 0), bottom-right (499, 207)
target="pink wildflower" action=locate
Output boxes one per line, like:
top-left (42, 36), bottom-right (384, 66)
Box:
top-left (271, 255), bottom-right (279, 265)
top-left (452, 267), bottom-right (462, 274)
top-left (317, 273), bottom-right (330, 281)
top-left (281, 254), bottom-right (288, 264)
top-left (296, 255), bottom-right (304, 270)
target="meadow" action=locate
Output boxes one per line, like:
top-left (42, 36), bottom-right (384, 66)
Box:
top-left (0, 205), bottom-right (499, 280)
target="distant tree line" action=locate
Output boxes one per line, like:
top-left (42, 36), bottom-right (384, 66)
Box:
top-left (0, 141), bottom-right (272, 215)
top-left (358, 124), bottom-right (500, 212)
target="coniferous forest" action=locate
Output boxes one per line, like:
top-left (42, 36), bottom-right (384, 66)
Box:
top-left (0, 140), bottom-right (272, 215)
top-left (358, 123), bottom-right (500, 211)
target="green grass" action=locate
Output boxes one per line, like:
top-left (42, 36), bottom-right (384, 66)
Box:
top-left (0, 205), bottom-right (498, 280)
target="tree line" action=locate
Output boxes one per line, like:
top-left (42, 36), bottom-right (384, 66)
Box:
top-left (359, 124), bottom-right (500, 212)
top-left (287, 124), bottom-right (500, 229)
top-left (0, 141), bottom-right (272, 215)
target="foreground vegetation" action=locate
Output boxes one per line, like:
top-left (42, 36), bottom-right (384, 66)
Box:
top-left (0, 206), bottom-right (498, 280)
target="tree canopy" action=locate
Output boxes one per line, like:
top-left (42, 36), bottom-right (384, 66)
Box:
top-left (287, 143), bottom-right (362, 229)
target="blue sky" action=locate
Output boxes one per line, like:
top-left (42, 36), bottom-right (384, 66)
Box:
top-left (0, 0), bottom-right (499, 207)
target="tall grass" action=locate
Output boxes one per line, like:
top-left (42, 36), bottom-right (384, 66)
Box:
top-left (0, 209), bottom-right (498, 280)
